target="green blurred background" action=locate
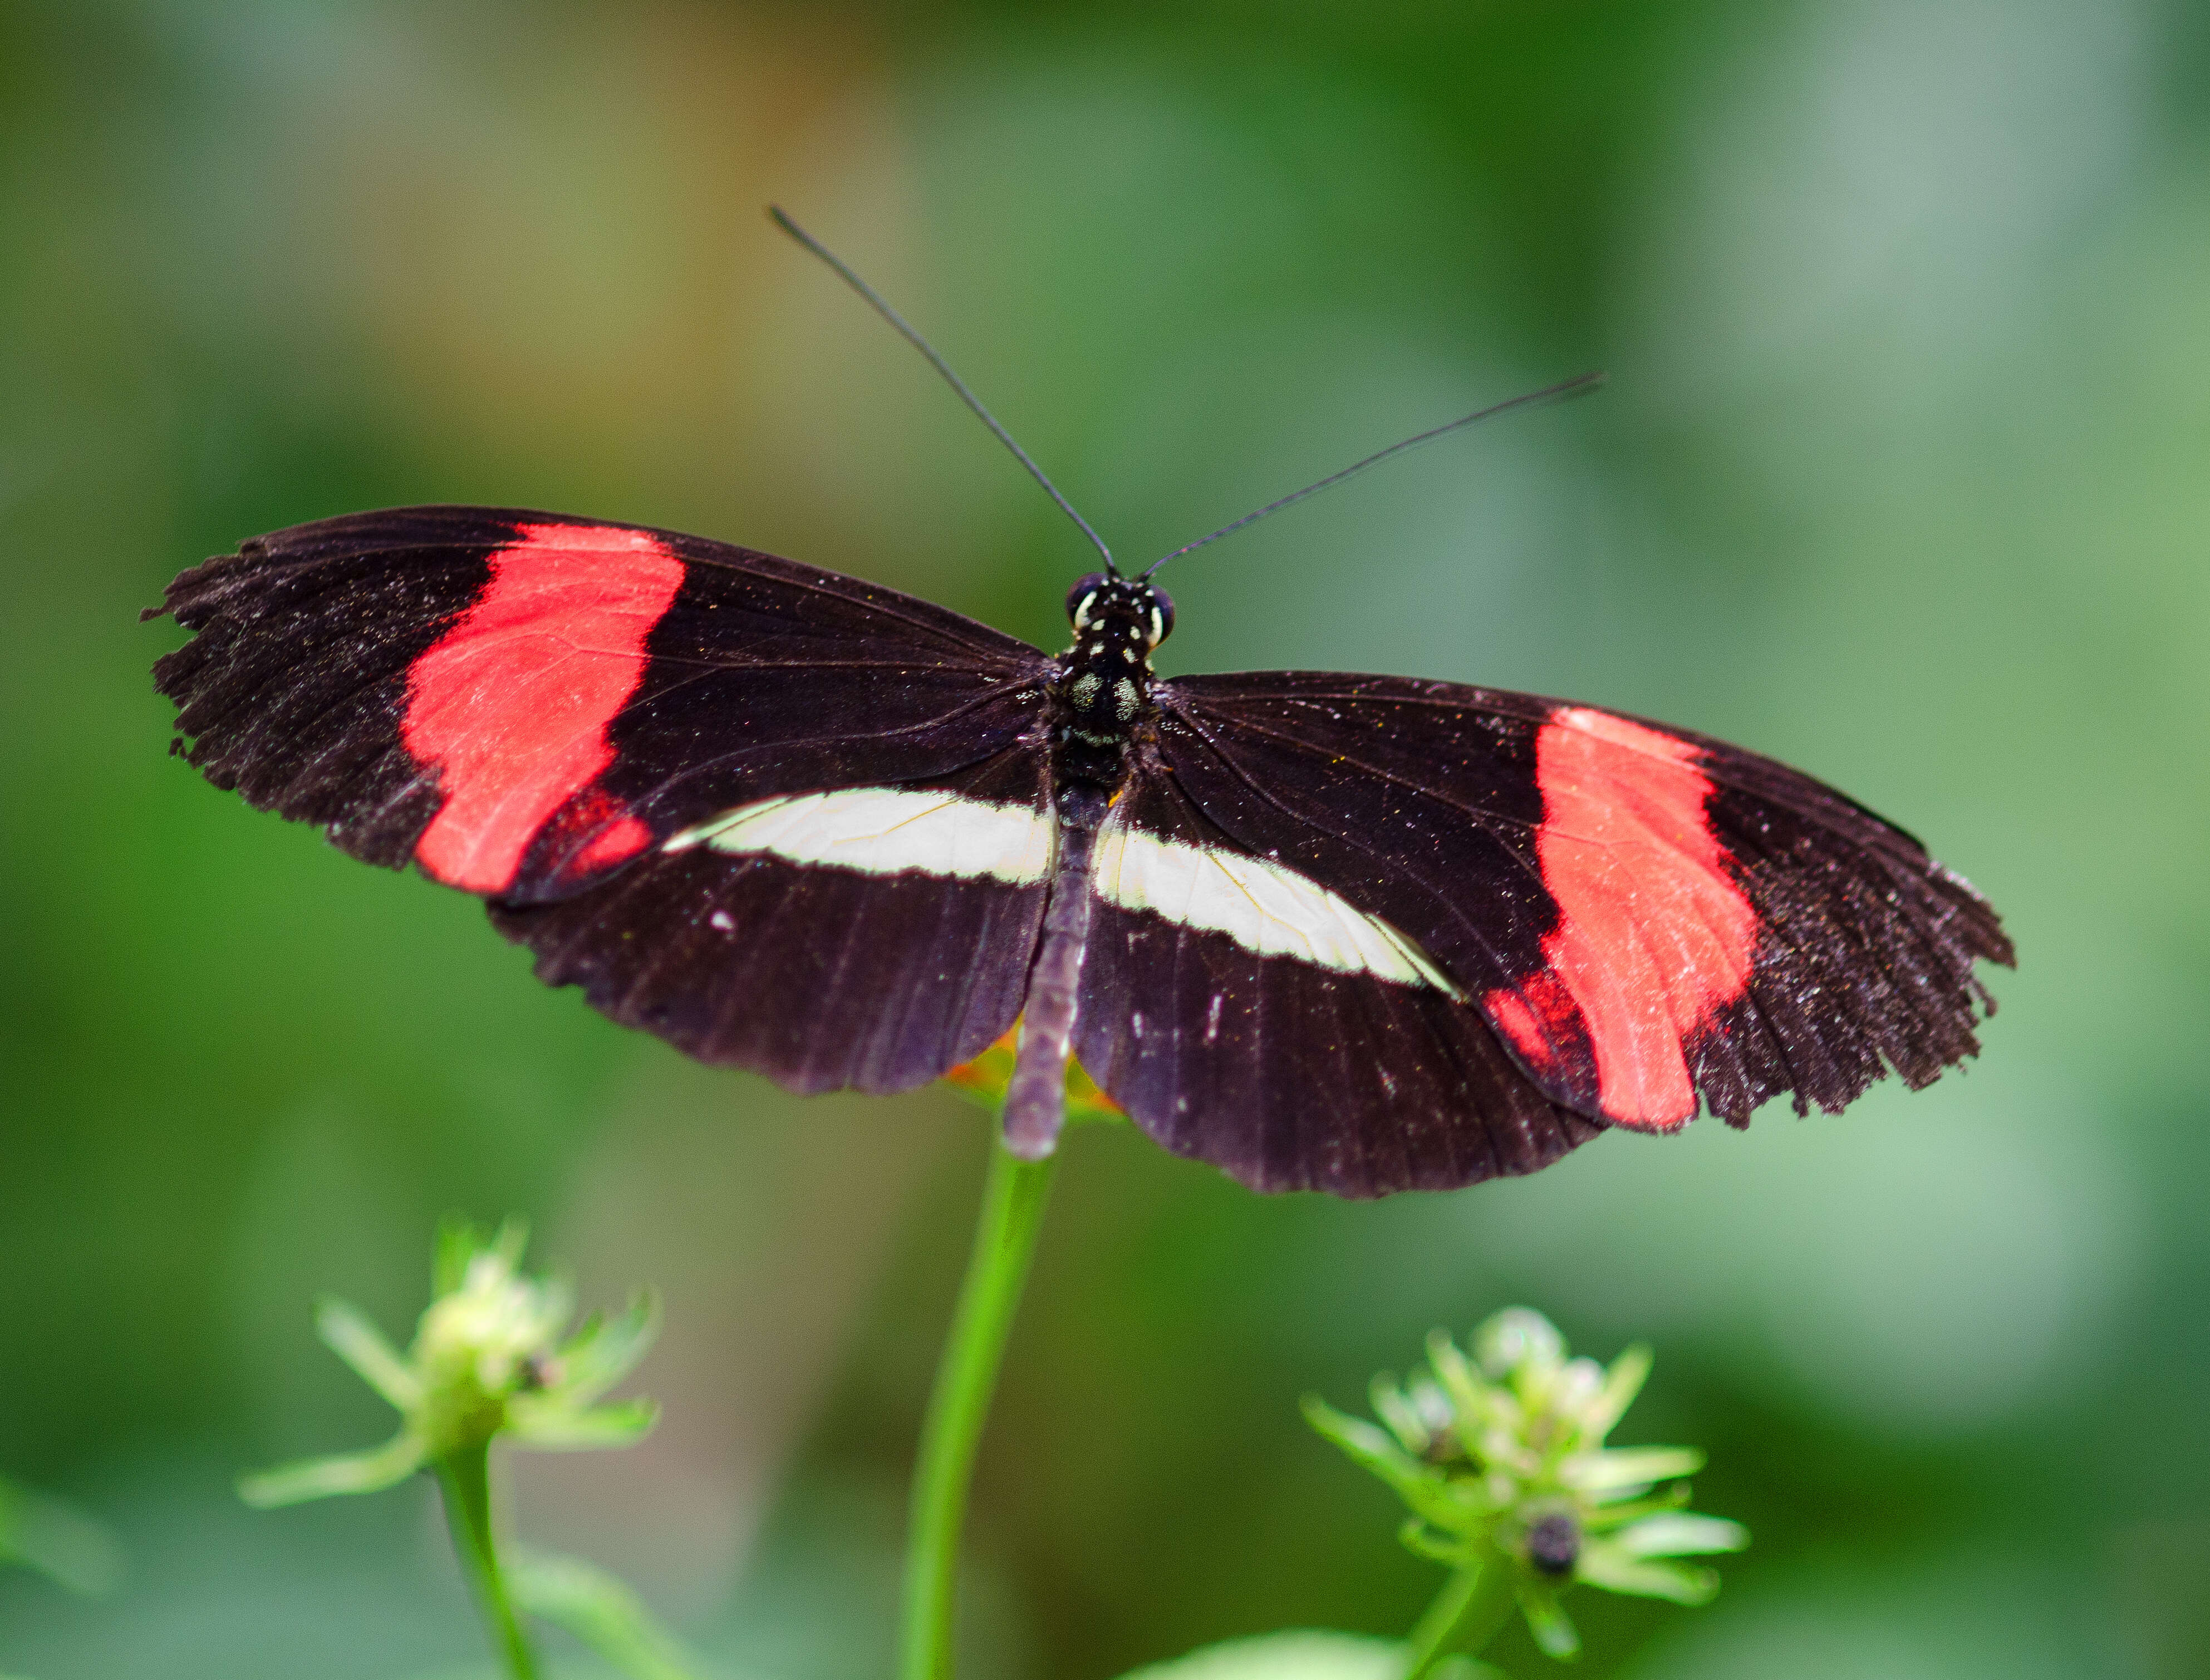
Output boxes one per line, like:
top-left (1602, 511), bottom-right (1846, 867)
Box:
top-left (3, 1), bottom-right (2206, 1674)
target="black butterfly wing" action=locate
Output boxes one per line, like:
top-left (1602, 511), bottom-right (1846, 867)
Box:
top-left (1072, 764), bottom-right (1603, 1197)
top-left (488, 745), bottom-right (1056, 1093)
top-left (153, 505), bottom-right (1062, 1092)
top-left (151, 506), bottom-right (1055, 901)
top-left (1141, 671), bottom-right (2010, 1144)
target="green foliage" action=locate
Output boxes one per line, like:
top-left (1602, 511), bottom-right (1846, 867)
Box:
top-left (238, 1219), bottom-right (694, 1680)
top-left (1113, 1630), bottom-right (1497, 1680)
top-left (507, 1548), bottom-right (712, 1680)
top-left (241, 1218), bottom-right (659, 1509)
top-left (1308, 1309), bottom-right (1746, 1667)
top-left (0, 1473), bottom-right (121, 1598)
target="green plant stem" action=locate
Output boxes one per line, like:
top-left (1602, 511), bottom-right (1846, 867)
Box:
top-left (900, 1138), bottom-right (1058, 1680)
top-left (1402, 1555), bottom-right (1514, 1680)
top-left (436, 1444), bottom-right (540, 1680)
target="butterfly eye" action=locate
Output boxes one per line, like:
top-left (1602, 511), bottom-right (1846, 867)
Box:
top-left (1066, 572), bottom-right (1111, 628)
top-left (1146, 586), bottom-right (1175, 644)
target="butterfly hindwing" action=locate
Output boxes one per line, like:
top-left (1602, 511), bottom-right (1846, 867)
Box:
top-left (1156, 672), bottom-right (2011, 1136)
top-left (1073, 768), bottom-right (1602, 1196)
top-left (489, 747), bottom-right (1057, 1093)
top-left (151, 507), bottom-right (1055, 904)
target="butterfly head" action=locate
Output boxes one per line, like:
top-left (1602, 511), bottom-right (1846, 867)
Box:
top-left (1057, 571), bottom-right (1170, 784)
top-left (1066, 572), bottom-right (1174, 652)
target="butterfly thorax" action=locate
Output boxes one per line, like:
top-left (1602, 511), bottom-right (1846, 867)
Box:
top-left (1010, 570), bottom-right (1173, 1158)
top-left (1049, 573), bottom-right (1173, 828)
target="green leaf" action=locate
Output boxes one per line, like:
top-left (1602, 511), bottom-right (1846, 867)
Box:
top-left (432, 1215), bottom-right (484, 1296)
top-left (507, 1546), bottom-right (705, 1680)
top-left (1575, 1543), bottom-right (1720, 1605)
top-left (1304, 1398), bottom-right (1420, 1475)
top-left (1427, 1335), bottom-right (1513, 1458)
top-left (488, 1216), bottom-right (531, 1270)
top-left (1303, 1398), bottom-right (1469, 1529)
top-left (1369, 1375), bottom-right (1430, 1453)
top-left (531, 1273), bottom-right (578, 1342)
top-left (1566, 1446), bottom-right (1703, 1492)
top-left (237, 1431), bottom-right (426, 1507)
top-left (1612, 1514), bottom-right (1749, 1558)
top-left (1579, 1344), bottom-right (1651, 1443)
top-left (1398, 1518), bottom-right (1475, 1566)
top-left (0, 1476), bottom-right (124, 1595)
top-left (1578, 1482), bottom-right (1691, 1531)
top-left (1113, 1630), bottom-right (1425, 1680)
top-left (1424, 1331), bottom-right (1488, 1423)
top-left (314, 1296), bottom-right (420, 1411)
top-left (1515, 1583), bottom-right (1582, 1659)
top-left (555, 1291), bottom-right (661, 1406)
top-left (506, 1395), bottom-right (659, 1451)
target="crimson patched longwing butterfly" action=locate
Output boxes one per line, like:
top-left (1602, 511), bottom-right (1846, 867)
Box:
top-left (148, 212), bottom-right (2010, 1197)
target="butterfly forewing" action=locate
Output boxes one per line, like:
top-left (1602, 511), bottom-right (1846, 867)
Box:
top-left (1157, 672), bottom-right (2011, 1136)
top-left (152, 507), bottom-right (1055, 903)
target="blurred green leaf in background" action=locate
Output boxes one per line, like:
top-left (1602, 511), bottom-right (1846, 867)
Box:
top-left (3, 1), bottom-right (2206, 1676)
top-left (0, 1474), bottom-right (122, 1600)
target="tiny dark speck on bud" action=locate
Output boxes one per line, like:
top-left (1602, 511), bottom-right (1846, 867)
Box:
top-left (1527, 1512), bottom-right (1580, 1576)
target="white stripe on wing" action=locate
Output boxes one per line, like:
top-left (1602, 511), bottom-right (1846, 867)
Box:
top-left (1090, 822), bottom-right (1460, 993)
top-left (665, 787), bottom-right (1055, 884)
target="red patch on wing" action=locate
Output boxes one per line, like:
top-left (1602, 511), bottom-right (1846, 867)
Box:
top-left (1486, 970), bottom-right (1574, 1074)
top-left (569, 813), bottom-right (654, 873)
top-left (402, 522), bottom-right (684, 893)
top-left (1484, 706), bottom-right (1757, 1131)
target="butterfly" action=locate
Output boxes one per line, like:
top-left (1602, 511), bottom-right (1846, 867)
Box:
top-left (147, 214), bottom-right (2011, 1198)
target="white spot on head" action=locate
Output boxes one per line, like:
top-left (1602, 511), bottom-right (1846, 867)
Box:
top-left (1121, 647), bottom-right (1137, 663)
top-left (1073, 592), bottom-right (1096, 630)
top-left (1148, 606), bottom-right (1165, 643)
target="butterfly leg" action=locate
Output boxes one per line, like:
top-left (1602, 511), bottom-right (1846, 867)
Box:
top-left (1002, 819), bottom-right (1099, 1158)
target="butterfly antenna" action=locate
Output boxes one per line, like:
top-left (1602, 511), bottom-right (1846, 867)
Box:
top-left (1140, 370), bottom-right (1605, 579)
top-left (768, 205), bottom-right (1117, 576)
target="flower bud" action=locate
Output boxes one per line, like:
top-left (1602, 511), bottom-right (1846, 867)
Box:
top-left (1307, 1305), bottom-right (1750, 1661)
top-left (240, 1219), bottom-right (660, 1509)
